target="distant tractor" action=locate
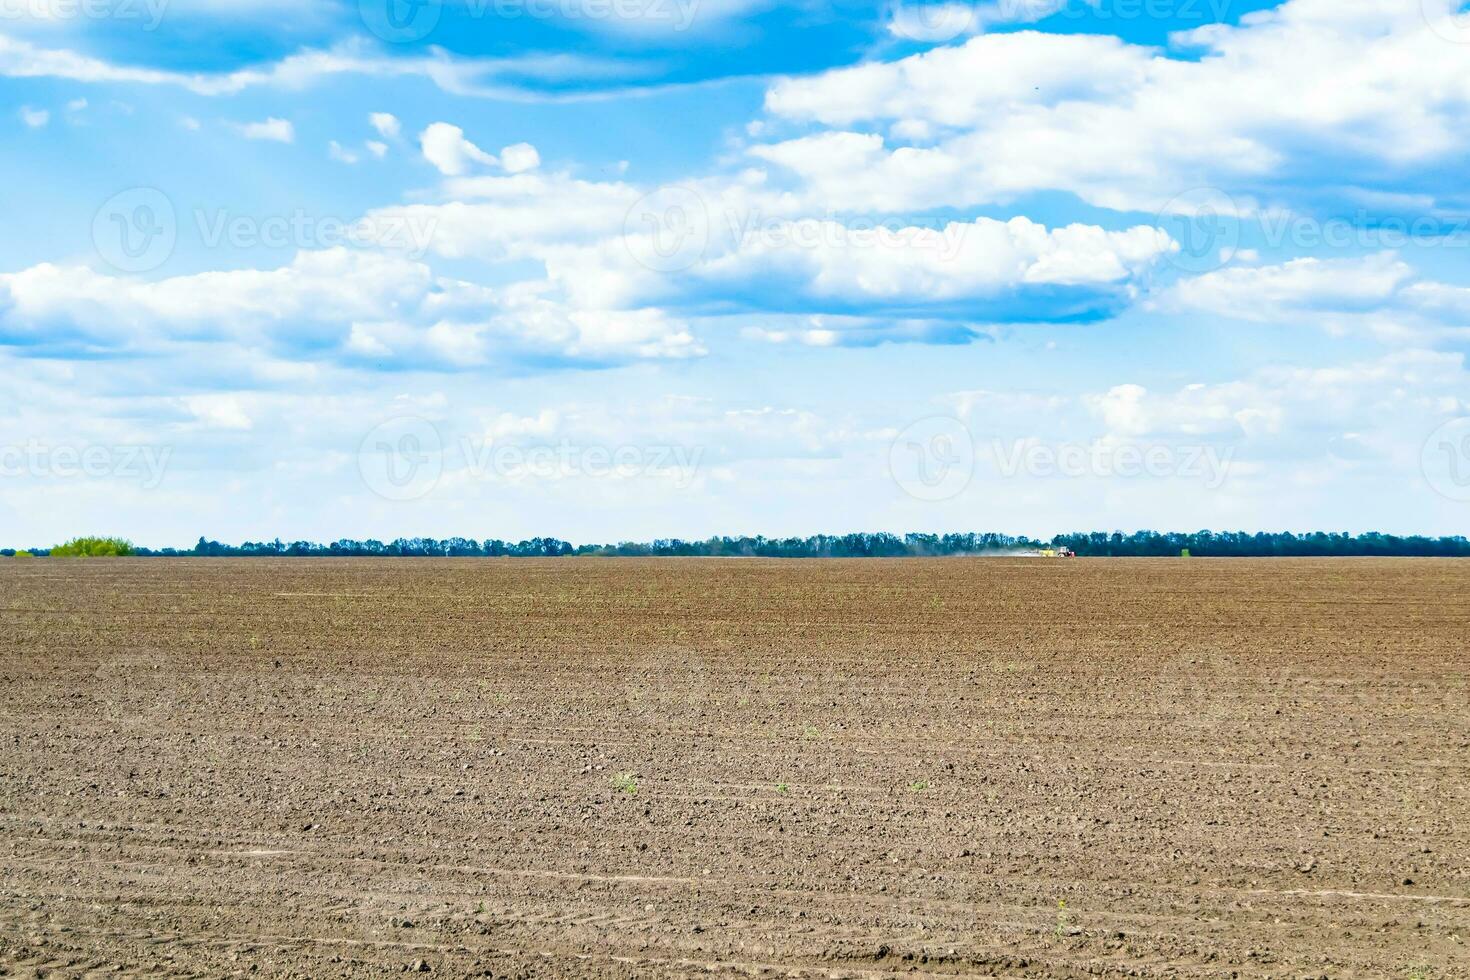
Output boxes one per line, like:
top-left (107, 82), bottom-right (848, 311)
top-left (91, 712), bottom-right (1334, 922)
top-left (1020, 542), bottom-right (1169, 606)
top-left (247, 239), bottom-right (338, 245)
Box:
top-left (1040, 546), bottom-right (1077, 558)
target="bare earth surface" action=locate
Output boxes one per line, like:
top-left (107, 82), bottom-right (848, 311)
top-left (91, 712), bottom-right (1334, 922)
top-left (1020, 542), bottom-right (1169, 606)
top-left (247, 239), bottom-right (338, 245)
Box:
top-left (0, 558), bottom-right (1466, 978)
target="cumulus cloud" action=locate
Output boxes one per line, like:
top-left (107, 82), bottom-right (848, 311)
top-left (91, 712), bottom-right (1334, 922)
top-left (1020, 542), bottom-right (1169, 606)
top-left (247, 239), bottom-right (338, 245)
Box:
top-left (1159, 253), bottom-right (1417, 321)
top-left (1153, 252), bottom-right (1470, 349)
top-left (182, 394), bottom-right (254, 431)
top-left (758, 0), bottom-right (1470, 215)
top-left (602, 214), bottom-right (1173, 319)
top-left (0, 33), bottom-right (634, 98)
top-left (545, 0), bottom-right (769, 35)
top-left (369, 112), bottom-right (400, 139)
top-left (418, 124), bottom-right (544, 178)
top-left (365, 167), bottom-right (1173, 323)
top-left (420, 122), bottom-right (498, 176)
top-left (885, 0), bottom-right (1077, 41)
top-left (364, 171), bottom-right (643, 261)
top-left (237, 117), bottom-right (294, 143)
top-left (0, 249), bottom-right (702, 367)
top-left (1084, 349), bottom-right (1467, 449)
top-left (18, 105), bottom-right (49, 127)
top-left (499, 142), bottom-right (541, 174)
top-left (740, 314), bottom-right (987, 348)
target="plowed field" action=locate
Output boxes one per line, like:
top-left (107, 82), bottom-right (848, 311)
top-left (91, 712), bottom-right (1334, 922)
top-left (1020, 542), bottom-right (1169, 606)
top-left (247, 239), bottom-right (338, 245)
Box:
top-left (0, 558), bottom-right (1466, 978)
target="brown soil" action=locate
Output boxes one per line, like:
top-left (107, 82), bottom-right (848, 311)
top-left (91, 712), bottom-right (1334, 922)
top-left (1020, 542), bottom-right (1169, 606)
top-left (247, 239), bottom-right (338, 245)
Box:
top-left (0, 558), bottom-right (1466, 978)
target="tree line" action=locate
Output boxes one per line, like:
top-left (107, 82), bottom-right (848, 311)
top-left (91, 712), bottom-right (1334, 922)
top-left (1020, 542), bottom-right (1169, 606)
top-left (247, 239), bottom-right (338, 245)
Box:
top-left (5, 530), bottom-right (1468, 558)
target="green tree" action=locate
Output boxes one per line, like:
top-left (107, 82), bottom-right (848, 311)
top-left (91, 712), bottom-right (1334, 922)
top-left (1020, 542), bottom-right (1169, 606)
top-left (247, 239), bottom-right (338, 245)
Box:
top-left (49, 537), bottom-right (136, 557)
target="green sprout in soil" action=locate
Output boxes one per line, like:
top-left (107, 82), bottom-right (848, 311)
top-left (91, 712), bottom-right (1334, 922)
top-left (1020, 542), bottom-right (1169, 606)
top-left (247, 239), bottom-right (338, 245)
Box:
top-left (1055, 899), bottom-right (1072, 939)
top-left (612, 772), bottom-right (638, 796)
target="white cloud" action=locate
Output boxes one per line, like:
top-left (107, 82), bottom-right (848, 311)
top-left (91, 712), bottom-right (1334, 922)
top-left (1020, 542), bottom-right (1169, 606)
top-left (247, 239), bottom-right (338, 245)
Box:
top-left (364, 167), bottom-right (1171, 322)
top-left (237, 116), bottom-right (294, 143)
top-left (328, 140), bottom-right (359, 164)
top-left (535, 206), bottom-right (1173, 318)
top-left (366, 140), bottom-right (389, 159)
top-left (1084, 349), bottom-right (1467, 447)
top-left (182, 394), bottom-right (253, 431)
top-left (420, 122), bottom-right (497, 176)
top-left (365, 171), bottom-right (642, 262)
top-left (369, 112), bottom-right (400, 139)
top-left (1402, 280), bottom-right (1470, 320)
top-left (18, 105), bottom-right (48, 128)
top-left (740, 314), bottom-right (986, 348)
top-left (885, 0), bottom-right (1081, 41)
top-left (1159, 253), bottom-right (1416, 322)
top-left (499, 142), bottom-right (541, 174)
top-left (0, 248), bottom-right (702, 367)
top-left (1152, 252), bottom-right (1470, 350)
top-left (666, 215), bottom-right (1172, 311)
top-left (758, 0), bottom-right (1470, 215)
top-left (548, 0), bottom-right (768, 35)
top-left (0, 33), bottom-right (633, 98)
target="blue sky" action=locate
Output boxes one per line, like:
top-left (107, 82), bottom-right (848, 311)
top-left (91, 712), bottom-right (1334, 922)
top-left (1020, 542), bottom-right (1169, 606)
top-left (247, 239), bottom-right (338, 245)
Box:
top-left (2, 0), bottom-right (1469, 547)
